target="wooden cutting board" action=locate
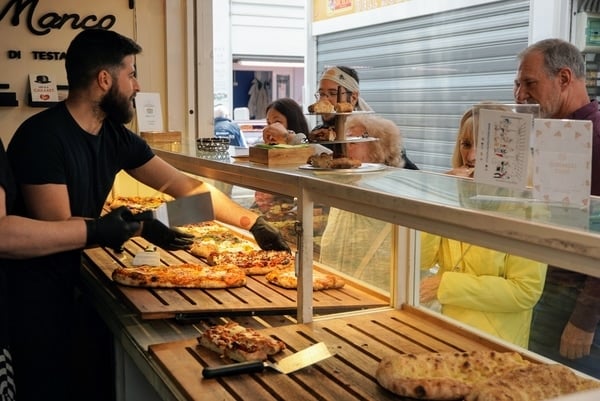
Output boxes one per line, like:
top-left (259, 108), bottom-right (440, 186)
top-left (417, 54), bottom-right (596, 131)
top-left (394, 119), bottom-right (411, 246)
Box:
top-left (83, 237), bottom-right (388, 320)
top-left (148, 307), bottom-right (522, 401)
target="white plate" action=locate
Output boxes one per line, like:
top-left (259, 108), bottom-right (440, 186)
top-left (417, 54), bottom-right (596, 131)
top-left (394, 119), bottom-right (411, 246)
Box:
top-left (298, 163), bottom-right (387, 173)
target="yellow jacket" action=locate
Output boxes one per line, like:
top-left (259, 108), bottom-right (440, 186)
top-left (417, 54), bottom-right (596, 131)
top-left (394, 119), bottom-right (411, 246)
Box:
top-left (420, 232), bottom-right (547, 348)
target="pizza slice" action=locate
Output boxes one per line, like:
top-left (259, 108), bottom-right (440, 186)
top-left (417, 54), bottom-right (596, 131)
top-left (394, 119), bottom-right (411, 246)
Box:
top-left (190, 239), bottom-right (257, 259)
top-left (179, 222), bottom-right (258, 259)
top-left (108, 195), bottom-right (167, 213)
top-left (177, 221), bottom-right (231, 237)
top-left (111, 263), bottom-right (246, 288)
top-left (265, 267), bottom-right (345, 291)
top-left (207, 250), bottom-right (293, 275)
top-left (197, 321), bottom-right (286, 362)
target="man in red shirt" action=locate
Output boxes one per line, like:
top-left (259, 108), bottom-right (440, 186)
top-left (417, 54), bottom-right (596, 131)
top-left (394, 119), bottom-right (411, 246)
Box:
top-left (514, 38), bottom-right (600, 377)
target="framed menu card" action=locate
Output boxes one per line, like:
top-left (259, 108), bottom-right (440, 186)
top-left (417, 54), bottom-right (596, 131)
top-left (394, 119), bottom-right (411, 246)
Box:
top-left (474, 108), bottom-right (533, 190)
top-left (532, 119), bottom-right (592, 208)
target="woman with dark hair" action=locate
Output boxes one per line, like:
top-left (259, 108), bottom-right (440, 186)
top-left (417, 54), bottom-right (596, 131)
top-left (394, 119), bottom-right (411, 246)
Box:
top-left (261, 98), bottom-right (309, 145)
top-left (254, 98), bottom-right (310, 214)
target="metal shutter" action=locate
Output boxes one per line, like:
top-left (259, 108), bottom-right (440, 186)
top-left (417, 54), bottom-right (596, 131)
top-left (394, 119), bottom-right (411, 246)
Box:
top-left (316, 0), bottom-right (530, 172)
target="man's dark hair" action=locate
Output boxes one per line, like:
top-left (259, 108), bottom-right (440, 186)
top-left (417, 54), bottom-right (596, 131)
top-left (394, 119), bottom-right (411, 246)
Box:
top-left (65, 29), bottom-right (142, 91)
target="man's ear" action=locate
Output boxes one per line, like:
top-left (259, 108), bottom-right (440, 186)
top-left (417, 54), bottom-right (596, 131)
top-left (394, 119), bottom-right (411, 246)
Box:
top-left (97, 69), bottom-right (112, 91)
top-left (349, 91), bottom-right (359, 105)
top-left (558, 67), bottom-right (572, 88)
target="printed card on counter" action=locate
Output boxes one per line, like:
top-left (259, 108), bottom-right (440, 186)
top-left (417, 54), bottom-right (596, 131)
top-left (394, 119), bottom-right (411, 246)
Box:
top-left (135, 92), bottom-right (164, 132)
top-left (474, 108), bottom-right (533, 190)
top-left (532, 119), bottom-right (592, 208)
top-left (29, 73), bottom-right (58, 103)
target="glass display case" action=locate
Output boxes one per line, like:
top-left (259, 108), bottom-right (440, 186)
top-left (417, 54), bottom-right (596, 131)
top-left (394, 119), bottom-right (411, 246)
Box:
top-left (91, 146), bottom-right (600, 400)
top-left (153, 147), bottom-right (600, 315)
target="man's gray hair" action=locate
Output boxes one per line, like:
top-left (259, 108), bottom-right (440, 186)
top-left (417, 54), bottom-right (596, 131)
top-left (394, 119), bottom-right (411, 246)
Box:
top-left (518, 38), bottom-right (585, 79)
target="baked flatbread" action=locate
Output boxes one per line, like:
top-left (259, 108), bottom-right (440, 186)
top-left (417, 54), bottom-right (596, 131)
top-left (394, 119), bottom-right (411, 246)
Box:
top-left (376, 351), bottom-right (530, 400)
top-left (108, 195), bottom-right (167, 213)
top-left (265, 267), bottom-right (345, 291)
top-left (207, 250), bottom-right (293, 275)
top-left (111, 263), bottom-right (246, 288)
top-left (466, 363), bottom-right (600, 401)
top-left (197, 322), bottom-right (285, 362)
top-left (179, 222), bottom-right (257, 259)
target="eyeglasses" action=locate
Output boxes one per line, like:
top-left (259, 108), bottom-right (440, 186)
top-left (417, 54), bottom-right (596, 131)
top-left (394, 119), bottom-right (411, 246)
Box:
top-left (314, 90), bottom-right (348, 100)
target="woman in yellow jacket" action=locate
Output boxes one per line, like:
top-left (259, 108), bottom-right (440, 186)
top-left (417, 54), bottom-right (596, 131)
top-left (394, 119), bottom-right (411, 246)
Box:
top-left (420, 235), bottom-right (547, 348)
top-left (419, 105), bottom-right (547, 348)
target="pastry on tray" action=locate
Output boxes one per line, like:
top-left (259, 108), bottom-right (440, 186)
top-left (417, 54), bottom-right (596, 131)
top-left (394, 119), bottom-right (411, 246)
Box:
top-left (308, 126), bottom-right (336, 142)
top-left (334, 102), bottom-right (353, 113)
top-left (308, 99), bottom-right (335, 113)
top-left (307, 153), bottom-right (362, 169)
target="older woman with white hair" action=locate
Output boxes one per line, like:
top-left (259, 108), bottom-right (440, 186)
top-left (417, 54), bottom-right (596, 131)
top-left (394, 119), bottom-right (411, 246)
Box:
top-left (318, 113), bottom-right (411, 290)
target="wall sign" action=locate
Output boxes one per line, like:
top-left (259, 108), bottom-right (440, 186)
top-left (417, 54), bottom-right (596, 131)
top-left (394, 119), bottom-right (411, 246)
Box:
top-left (0, 0), bottom-right (116, 35)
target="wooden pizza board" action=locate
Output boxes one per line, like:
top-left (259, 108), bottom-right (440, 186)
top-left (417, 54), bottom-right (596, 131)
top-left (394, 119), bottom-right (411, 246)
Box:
top-left (148, 307), bottom-right (529, 401)
top-left (82, 237), bottom-right (388, 320)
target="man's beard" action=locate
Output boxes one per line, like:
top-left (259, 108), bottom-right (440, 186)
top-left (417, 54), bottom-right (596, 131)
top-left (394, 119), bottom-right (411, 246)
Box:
top-left (100, 84), bottom-right (134, 124)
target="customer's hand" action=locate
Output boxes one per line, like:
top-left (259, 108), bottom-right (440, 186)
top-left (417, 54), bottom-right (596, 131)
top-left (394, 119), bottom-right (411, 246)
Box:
top-left (419, 275), bottom-right (442, 304)
top-left (86, 206), bottom-right (141, 249)
top-left (250, 216), bottom-right (290, 252)
top-left (262, 122), bottom-right (289, 144)
top-left (141, 219), bottom-right (194, 250)
top-left (560, 321), bottom-right (594, 359)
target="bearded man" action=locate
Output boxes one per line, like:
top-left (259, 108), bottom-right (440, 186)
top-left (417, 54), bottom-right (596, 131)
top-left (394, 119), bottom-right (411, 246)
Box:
top-left (6, 29), bottom-right (288, 401)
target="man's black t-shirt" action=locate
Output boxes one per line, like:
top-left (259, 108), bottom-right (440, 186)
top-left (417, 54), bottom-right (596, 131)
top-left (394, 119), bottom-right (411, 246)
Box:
top-left (0, 139), bottom-right (16, 400)
top-left (0, 139), bottom-right (16, 214)
top-left (7, 101), bottom-right (153, 275)
top-left (9, 102), bottom-right (153, 218)
top-left (5, 102), bottom-right (154, 400)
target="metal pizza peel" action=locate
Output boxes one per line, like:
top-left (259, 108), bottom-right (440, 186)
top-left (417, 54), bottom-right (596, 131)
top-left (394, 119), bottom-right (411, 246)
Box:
top-left (131, 192), bottom-right (214, 227)
top-left (202, 342), bottom-right (333, 378)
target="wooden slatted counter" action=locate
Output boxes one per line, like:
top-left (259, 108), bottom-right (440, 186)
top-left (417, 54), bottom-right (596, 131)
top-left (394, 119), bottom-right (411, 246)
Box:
top-left (82, 236), bottom-right (388, 321)
top-left (148, 307), bottom-right (529, 401)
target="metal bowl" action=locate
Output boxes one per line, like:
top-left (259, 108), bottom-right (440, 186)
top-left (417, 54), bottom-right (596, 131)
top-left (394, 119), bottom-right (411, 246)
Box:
top-left (196, 137), bottom-right (230, 153)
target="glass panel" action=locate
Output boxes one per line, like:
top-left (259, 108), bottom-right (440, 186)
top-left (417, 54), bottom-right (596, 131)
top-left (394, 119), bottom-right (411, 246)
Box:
top-left (417, 228), bottom-right (547, 349)
top-left (317, 210), bottom-right (392, 292)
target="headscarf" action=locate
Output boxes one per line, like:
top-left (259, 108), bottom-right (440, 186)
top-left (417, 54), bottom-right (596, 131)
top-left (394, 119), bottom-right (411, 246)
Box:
top-left (319, 67), bottom-right (373, 111)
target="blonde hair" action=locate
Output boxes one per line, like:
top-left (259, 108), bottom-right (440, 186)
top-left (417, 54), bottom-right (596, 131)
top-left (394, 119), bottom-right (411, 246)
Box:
top-left (451, 102), bottom-right (511, 168)
top-left (345, 114), bottom-right (404, 167)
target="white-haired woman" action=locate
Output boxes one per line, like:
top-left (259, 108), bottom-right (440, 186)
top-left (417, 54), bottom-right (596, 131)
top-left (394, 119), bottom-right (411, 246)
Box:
top-left (319, 113), bottom-right (407, 290)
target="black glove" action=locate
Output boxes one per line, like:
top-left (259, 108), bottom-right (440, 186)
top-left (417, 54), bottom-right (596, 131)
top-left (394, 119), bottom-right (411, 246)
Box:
top-left (141, 219), bottom-right (194, 250)
top-left (85, 206), bottom-right (140, 250)
top-left (249, 216), bottom-right (291, 252)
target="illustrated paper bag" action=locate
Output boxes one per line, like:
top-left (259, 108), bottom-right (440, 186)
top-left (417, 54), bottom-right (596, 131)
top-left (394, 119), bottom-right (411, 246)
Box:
top-left (474, 109), bottom-right (533, 189)
top-left (532, 119), bottom-right (592, 208)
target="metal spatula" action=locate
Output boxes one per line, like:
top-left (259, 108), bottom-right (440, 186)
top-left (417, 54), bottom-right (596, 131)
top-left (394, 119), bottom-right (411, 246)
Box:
top-left (202, 342), bottom-right (332, 378)
top-left (131, 192), bottom-right (214, 227)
